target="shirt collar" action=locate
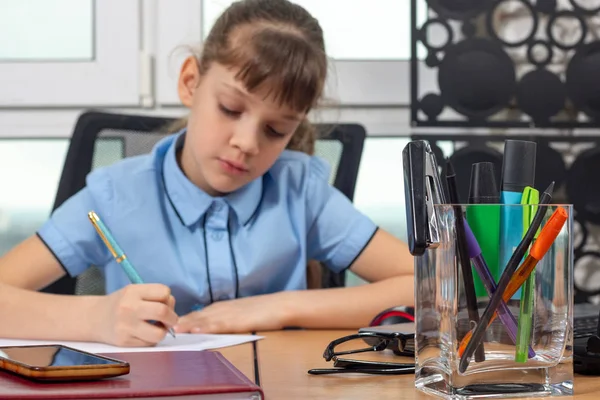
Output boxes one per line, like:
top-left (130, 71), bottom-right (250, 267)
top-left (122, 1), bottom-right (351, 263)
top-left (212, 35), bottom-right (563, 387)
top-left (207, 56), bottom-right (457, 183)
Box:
top-left (162, 130), bottom-right (263, 227)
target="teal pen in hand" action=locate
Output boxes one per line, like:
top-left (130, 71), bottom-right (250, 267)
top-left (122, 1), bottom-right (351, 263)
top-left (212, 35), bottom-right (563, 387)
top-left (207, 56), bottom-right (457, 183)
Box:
top-left (88, 211), bottom-right (176, 339)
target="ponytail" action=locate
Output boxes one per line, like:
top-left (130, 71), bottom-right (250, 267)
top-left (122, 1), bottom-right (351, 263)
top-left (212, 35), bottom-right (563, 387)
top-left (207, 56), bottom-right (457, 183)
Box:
top-left (163, 117), bottom-right (188, 134)
top-left (286, 118), bottom-right (317, 155)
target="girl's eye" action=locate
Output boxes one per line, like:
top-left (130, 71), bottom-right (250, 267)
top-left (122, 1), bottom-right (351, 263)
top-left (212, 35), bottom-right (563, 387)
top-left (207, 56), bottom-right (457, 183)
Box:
top-left (266, 126), bottom-right (286, 138)
top-left (219, 102), bottom-right (286, 137)
top-left (219, 104), bottom-right (241, 117)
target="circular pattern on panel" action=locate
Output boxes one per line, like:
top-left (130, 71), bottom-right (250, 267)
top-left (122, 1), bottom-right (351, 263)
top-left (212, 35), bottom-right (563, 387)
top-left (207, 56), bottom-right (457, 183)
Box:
top-left (546, 10), bottom-right (587, 50)
top-left (573, 214), bottom-right (588, 255)
top-left (516, 69), bottom-right (566, 124)
top-left (568, 0), bottom-right (600, 15)
top-left (527, 40), bottom-right (553, 67)
top-left (574, 251), bottom-right (600, 297)
top-left (461, 20), bottom-right (477, 37)
top-left (566, 41), bottom-right (600, 120)
top-left (486, 0), bottom-right (538, 48)
top-left (438, 38), bottom-right (517, 119)
top-left (426, 0), bottom-right (491, 20)
top-left (533, 142), bottom-right (567, 194)
top-left (419, 93), bottom-right (445, 120)
top-left (566, 146), bottom-right (600, 225)
top-left (536, 0), bottom-right (557, 14)
top-left (417, 18), bottom-right (454, 52)
top-left (412, 0), bottom-right (600, 127)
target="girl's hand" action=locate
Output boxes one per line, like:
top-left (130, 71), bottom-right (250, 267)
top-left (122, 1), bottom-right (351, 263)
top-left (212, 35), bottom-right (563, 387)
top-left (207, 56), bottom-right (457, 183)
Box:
top-left (174, 293), bottom-right (292, 334)
top-left (91, 284), bottom-right (178, 347)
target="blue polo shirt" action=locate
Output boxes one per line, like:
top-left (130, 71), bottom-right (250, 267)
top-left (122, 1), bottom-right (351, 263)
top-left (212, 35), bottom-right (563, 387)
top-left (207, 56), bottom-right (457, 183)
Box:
top-left (37, 131), bottom-right (377, 315)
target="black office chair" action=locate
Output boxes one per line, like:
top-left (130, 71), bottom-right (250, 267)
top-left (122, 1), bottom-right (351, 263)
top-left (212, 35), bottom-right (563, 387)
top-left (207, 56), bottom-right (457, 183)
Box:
top-left (41, 110), bottom-right (366, 295)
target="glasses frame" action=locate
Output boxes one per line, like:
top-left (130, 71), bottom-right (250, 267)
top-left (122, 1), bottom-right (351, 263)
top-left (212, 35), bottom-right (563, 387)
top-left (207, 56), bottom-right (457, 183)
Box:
top-left (308, 332), bottom-right (415, 375)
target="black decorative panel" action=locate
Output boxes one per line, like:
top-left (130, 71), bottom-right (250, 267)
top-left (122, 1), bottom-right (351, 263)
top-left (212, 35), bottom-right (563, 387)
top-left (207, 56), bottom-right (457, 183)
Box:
top-left (411, 0), bottom-right (600, 128)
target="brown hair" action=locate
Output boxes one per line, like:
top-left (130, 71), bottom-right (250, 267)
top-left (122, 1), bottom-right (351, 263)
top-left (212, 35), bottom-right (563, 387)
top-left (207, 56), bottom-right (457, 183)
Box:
top-left (170, 0), bottom-right (327, 155)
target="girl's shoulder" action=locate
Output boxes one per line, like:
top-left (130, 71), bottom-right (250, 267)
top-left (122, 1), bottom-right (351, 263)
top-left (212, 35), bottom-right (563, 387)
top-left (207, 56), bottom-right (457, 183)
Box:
top-left (86, 134), bottom-right (174, 182)
top-left (83, 134), bottom-right (175, 201)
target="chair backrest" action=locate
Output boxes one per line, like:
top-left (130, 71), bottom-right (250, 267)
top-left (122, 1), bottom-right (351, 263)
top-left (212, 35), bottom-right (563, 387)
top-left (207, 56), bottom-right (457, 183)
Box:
top-left (41, 111), bottom-right (366, 295)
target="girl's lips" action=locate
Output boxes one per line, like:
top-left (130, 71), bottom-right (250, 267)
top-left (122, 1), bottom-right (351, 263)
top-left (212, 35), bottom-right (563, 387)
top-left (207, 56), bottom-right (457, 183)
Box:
top-left (219, 159), bottom-right (249, 174)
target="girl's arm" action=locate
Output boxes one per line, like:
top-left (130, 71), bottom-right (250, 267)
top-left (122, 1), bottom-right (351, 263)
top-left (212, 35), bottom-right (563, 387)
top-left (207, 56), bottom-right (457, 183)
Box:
top-left (0, 235), bottom-right (177, 345)
top-left (0, 235), bottom-right (67, 291)
top-left (281, 229), bottom-right (415, 329)
top-left (0, 235), bottom-right (102, 340)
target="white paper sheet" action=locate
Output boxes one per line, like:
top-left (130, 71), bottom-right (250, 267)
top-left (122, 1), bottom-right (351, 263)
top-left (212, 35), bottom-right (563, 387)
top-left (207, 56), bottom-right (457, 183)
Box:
top-left (0, 333), bottom-right (262, 354)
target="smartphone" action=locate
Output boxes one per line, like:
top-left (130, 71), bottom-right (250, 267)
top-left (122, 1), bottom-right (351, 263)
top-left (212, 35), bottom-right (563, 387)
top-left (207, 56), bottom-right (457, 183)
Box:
top-left (0, 345), bottom-right (130, 382)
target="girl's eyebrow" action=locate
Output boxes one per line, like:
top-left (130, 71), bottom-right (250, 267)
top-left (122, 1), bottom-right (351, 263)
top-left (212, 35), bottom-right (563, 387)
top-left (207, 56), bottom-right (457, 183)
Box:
top-left (221, 82), bottom-right (301, 121)
top-left (222, 82), bottom-right (249, 99)
top-left (283, 114), bottom-right (301, 121)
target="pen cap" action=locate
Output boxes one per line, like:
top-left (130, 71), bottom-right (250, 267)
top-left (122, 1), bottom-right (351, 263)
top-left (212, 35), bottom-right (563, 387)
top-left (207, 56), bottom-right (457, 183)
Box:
top-left (501, 140), bottom-right (536, 192)
top-left (468, 162), bottom-right (499, 203)
top-left (530, 207), bottom-right (568, 260)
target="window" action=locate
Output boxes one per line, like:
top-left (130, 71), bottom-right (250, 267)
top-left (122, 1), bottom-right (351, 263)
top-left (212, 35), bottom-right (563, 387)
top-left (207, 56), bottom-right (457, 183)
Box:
top-left (0, 139), bottom-right (69, 256)
top-left (156, 0), bottom-right (433, 106)
top-left (354, 137), bottom-right (410, 242)
top-left (0, 0), bottom-right (141, 107)
top-left (346, 136), bottom-right (454, 286)
top-left (0, 1), bottom-right (93, 61)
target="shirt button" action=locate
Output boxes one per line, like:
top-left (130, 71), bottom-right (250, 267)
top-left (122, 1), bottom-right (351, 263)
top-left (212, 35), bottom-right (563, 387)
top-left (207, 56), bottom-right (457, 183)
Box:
top-left (211, 231), bottom-right (223, 241)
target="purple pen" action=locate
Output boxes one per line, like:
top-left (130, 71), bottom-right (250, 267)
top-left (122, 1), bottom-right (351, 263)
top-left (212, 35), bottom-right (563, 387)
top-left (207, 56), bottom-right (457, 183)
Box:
top-left (463, 220), bottom-right (536, 358)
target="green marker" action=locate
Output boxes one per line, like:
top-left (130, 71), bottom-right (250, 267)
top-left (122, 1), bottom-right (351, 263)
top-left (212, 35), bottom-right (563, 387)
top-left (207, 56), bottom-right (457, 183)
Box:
top-left (515, 186), bottom-right (540, 362)
top-left (466, 162), bottom-right (500, 298)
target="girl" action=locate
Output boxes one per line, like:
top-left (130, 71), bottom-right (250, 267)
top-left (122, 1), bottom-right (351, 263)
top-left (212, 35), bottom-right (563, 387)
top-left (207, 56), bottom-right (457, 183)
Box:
top-left (0, 0), bottom-right (414, 347)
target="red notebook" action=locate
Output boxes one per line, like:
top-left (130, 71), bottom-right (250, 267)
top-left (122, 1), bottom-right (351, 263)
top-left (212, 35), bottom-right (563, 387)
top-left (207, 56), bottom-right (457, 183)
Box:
top-left (0, 350), bottom-right (263, 399)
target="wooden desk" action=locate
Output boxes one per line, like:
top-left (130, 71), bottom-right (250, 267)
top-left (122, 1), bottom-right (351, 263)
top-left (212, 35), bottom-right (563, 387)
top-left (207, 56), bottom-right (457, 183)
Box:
top-left (220, 330), bottom-right (424, 399)
top-left (219, 330), bottom-right (600, 400)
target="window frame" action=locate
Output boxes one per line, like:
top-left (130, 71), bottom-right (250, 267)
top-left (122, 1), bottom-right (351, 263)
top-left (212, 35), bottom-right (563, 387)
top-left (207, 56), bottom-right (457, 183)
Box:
top-left (155, 0), bottom-right (436, 107)
top-left (0, 0), bottom-right (141, 107)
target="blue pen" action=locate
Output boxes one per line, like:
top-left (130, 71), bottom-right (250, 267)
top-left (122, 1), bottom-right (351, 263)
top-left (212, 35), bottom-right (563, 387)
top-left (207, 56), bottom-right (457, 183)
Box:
top-left (499, 140), bottom-right (536, 300)
top-left (88, 211), bottom-right (176, 338)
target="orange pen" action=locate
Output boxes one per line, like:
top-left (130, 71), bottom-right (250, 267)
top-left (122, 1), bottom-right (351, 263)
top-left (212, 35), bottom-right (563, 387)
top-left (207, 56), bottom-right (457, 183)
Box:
top-left (457, 207), bottom-right (568, 357)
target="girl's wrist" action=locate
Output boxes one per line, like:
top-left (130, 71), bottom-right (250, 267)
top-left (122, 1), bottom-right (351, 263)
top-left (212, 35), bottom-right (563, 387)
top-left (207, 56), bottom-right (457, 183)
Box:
top-left (82, 295), bottom-right (107, 343)
top-left (277, 290), bottom-right (301, 328)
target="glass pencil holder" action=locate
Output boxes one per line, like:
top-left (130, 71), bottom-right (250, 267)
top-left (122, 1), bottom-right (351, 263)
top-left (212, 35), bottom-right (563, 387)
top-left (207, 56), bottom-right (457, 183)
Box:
top-left (414, 204), bottom-right (574, 400)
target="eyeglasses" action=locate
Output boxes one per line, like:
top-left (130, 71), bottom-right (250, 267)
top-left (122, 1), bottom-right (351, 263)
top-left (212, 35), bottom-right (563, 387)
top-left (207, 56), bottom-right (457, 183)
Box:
top-left (307, 332), bottom-right (415, 375)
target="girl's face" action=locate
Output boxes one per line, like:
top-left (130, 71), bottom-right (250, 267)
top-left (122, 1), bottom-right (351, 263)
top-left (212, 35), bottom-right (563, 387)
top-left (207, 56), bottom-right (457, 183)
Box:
top-left (177, 57), bottom-right (304, 196)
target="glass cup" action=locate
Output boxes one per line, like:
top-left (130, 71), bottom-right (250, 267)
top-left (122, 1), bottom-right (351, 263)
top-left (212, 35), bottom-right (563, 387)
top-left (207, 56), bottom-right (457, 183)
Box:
top-left (414, 204), bottom-right (573, 399)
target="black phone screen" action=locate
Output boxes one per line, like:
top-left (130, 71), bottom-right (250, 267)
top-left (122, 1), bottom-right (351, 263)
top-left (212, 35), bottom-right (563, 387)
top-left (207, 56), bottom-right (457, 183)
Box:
top-left (0, 345), bottom-right (122, 368)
